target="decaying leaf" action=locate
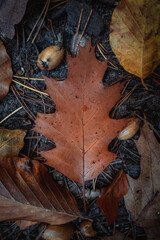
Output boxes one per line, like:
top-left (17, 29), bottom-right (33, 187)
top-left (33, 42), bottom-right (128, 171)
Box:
top-left (0, 0), bottom-right (28, 39)
top-left (110, 0), bottom-right (160, 81)
top-left (97, 170), bottom-right (129, 225)
top-left (34, 41), bottom-right (129, 183)
top-left (0, 157), bottom-right (80, 224)
top-left (124, 123), bottom-right (160, 228)
top-left (0, 40), bottom-right (12, 100)
top-left (0, 129), bottom-right (26, 157)
top-left (41, 223), bottom-right (74, 240)
top-left (16, 220), bottom-right (37, 230)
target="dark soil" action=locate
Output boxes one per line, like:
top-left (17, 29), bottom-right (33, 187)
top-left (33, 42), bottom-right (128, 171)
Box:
top-left (0, 0), bottom-right (160, 239)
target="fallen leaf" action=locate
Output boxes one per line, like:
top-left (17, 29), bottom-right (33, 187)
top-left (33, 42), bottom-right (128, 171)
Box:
top-left (97, 170), bottom-right (129, 225)
top-left (16, 220), bottom-right (37, 230)
top-left (34, 41), bottom-right (129, 183)
top-left (41, 223), bottom-right (74, 240)
top-left (0, 157), bottom-right (80, 224)
top-left (124, 123), bottom-right (160, 228)
top-left (0, 129), bottom-right (26, 157)
top-left (110, 0), bottom-right (160, 81)
top-left (0, 40), bottom-right (13, 100)
top-left (0, 0), bottom-right (28, 39)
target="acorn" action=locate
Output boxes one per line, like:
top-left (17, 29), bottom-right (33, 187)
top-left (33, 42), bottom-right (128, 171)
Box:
top-left (37, 45), bottom-right (64, 70)
top-left (41, 223), bottom-right (74, 240)
top-left (118, 118), bottom-right (140, 140)
top-left (80, 220), bottom-right (97, 237)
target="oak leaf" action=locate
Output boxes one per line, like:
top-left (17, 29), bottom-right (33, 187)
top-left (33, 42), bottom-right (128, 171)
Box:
top-left (97, 170), bottom-right (129, 225)
top-left (0, 0), bottom-right (28, 39)
top-left (110, 0), bottom-right (160, 81)
top-left (0, 40), bottom-right (12, 100)
top-left (34, 41), bottom-right (128, 183)
top-left (124, 123), bottom-right (160, 228)
top-left (0, 157), bottom-right (80, 224)
top-left (0, 129), bottom-right (26, 157)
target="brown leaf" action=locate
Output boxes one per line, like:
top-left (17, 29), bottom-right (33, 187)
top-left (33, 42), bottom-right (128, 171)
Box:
top-left (34, 41), bottom-right (129, 183)
top-left (0, 157), bottom-right (80, 224)
top-left (110, 0), bottom-right (160, 80)
top-left (97, 170), bottom-right (129, 225)
top-left (0, 129), bottom-right (26, 157)
top-left (124, 123), bottom-right (160, 228)
top-left (0, 0), bottom-right (28, 39)
top-left (0, 40), bottom-right (12, 100)
top-left (16, 220), bottom-right (37, 230)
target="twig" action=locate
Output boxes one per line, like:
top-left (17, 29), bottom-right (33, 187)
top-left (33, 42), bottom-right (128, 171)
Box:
top-left (27, 0), bottom-right (49, 42)
top-left (0, 107), bottom-right (23, 125)
top-left (12, 79), bottom-right (48, 96)
top-left (74, 9), bottom-right (93, 55)
top-left (13, 75), bottom-right (44, 81)
top-left (73, 8), bottom-right (83, 56)
top-left (11, 85), bottom-right (36, 120)
top-left (32, 0), bottom-right (50, 44)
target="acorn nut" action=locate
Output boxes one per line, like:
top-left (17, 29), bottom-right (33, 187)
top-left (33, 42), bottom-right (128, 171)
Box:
top-left (118, 118), bottom-right (140, 140)
top-left (37, 45), bottom-right (64, 71)
top-left (80, 220), bottom-right (97, 237)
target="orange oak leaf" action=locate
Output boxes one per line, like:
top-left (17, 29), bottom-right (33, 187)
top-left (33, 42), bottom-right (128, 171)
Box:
top-left (34, 41), bottom-right (128, 183)
top-left (97, 170), bottom-right (129, 225)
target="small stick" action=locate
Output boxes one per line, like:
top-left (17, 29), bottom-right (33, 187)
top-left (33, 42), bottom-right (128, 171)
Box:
top-left (74, 9), bottom-right (93, 56)
top-left (12, 79), bottom-right (48, 96)
top-left (0, 106), bottom-right (23, 125)
top-left (11, 85), bottom-right (36, 120)
top-left (73, 8), bottom-right (83, 56)
top-left (13, 75), bottom-right (44, 81)
top-left (27, 0), bottom-right (48, 42)
top-left (32, 0), bottom-right (50, 44)
top-left (50, 0), bottom-right (67, 10)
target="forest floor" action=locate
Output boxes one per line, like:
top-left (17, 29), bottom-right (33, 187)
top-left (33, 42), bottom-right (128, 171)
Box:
top-left (0, 0), bottom-right (160, 239)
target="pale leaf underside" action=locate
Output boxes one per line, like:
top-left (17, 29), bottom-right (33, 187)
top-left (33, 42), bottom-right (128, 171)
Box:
top-left (124, 124), bottom-right (160, 227)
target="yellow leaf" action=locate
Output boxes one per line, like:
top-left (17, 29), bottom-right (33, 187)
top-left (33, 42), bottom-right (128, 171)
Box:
top-left (110, 0), bottom-right (160, 87)
top-left (0, 129), bottom-right (26, 157)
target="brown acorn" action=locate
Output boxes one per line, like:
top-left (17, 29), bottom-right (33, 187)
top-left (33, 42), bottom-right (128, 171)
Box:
top-left (80, 220), bottom-right (97, 237)
top-left (41, 223), bottom-right (74, 240)
top-left (37, 45), bottom-right (64, 70)
top-left (118, 118), bottom-right (140, 140)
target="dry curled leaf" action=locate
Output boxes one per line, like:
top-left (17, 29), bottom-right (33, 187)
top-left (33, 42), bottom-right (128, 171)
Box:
top-left (97, 170), bottom-right (129, 225)
top-left (124, 123), bottom-right (160, 228)
top-left (16, 220), bottom-right (37, 230)
top-left (0, 40), bottom-right (12, 100)
top-left (110, 0), bottom-right (160, 82)
top-left (0, 0), bottom-right (28, 39)
top-left (0, 129), bottom-right (26, 157)
top-left (0, 157), bottom-right (80, 224)
top-left (41, 223), bottom-right (74, 240)
top-left (34, 41), bottom-right (129, 184)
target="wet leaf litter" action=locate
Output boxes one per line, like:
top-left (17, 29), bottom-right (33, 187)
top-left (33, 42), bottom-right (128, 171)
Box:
top-left (0, 0), bottom-right (160, 239)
